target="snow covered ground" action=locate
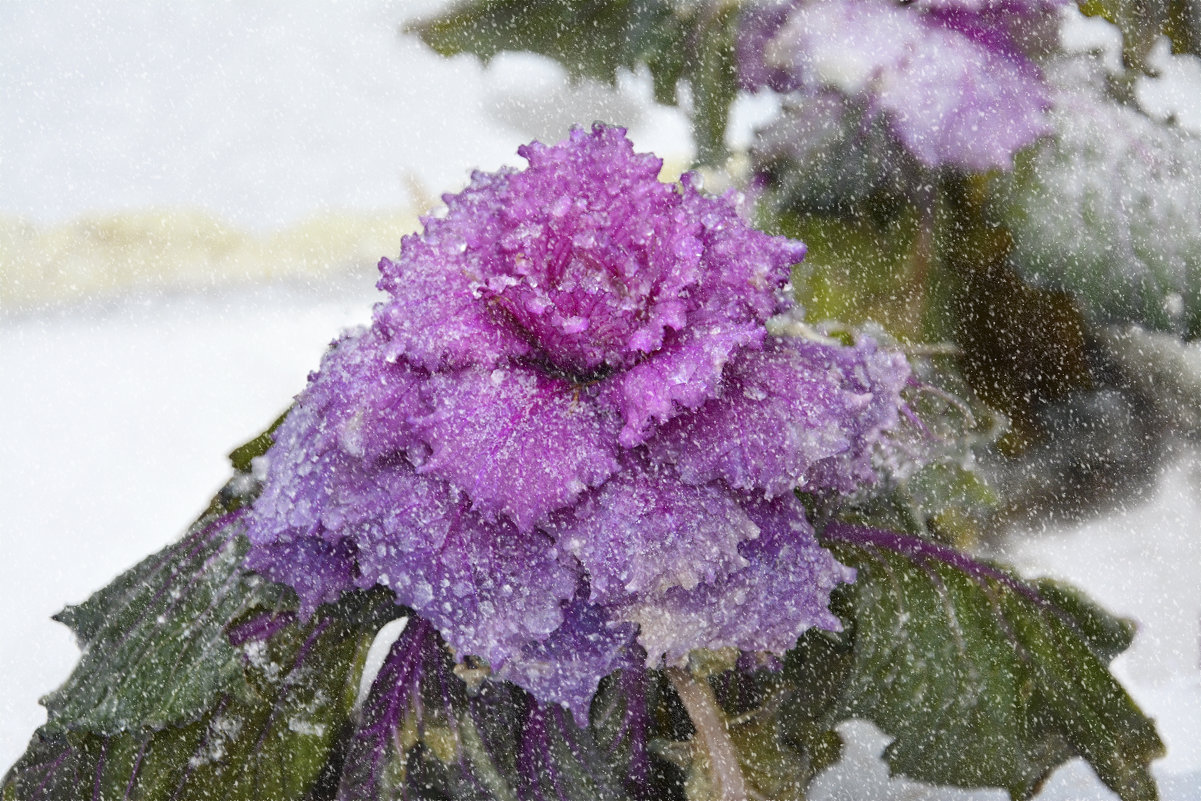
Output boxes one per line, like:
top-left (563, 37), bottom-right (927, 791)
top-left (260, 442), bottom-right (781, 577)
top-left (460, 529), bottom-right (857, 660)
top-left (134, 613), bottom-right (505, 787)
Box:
top-left (2, 3), bottom-right (1198, 798)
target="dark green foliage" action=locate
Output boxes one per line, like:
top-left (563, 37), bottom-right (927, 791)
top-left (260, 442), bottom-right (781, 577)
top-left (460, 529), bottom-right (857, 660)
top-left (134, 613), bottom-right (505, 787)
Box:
top-left (3, 583), bottom-right (395, 801)
top-left (43, 514), bottom-right (289, 736)
top-left (795, 524), bottom-right (1164, 801)
top-left (408, 0), bottom-right (741, 164)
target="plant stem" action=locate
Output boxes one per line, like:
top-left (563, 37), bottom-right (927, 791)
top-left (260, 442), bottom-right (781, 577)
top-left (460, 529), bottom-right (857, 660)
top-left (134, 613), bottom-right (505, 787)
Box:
top-left (666, 667), bottom-right (749, 801)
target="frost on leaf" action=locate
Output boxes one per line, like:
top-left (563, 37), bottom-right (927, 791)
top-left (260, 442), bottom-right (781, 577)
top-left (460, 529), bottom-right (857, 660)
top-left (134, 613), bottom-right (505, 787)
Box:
top-left (1001, 57), bottom-right (1201, 336)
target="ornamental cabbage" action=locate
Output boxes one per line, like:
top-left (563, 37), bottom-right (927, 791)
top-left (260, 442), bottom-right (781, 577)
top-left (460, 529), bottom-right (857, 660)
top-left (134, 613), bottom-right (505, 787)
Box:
top-left (243, 124), bottom-right (909, 721)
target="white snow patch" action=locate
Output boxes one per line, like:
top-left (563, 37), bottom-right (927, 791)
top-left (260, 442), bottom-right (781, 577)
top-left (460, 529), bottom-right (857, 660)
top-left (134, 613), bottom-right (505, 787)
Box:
top-left (355, 616), bottom-right (410, 711)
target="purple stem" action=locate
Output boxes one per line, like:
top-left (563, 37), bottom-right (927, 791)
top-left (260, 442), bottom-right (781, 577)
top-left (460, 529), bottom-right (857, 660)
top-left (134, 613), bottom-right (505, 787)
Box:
top-left (226, 610), bottom-right (298, 648)
top-left (91, 739), bottom-right (106, 801)
top-left (821, 522), bottom-right (1047, 606)
top-left (338, 617), bottom-right (432, 801)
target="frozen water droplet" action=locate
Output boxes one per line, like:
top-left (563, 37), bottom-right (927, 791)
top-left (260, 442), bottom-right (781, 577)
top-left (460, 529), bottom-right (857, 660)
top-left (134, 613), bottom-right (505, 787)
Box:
top-left (412, 580), bottom-right (433, 606)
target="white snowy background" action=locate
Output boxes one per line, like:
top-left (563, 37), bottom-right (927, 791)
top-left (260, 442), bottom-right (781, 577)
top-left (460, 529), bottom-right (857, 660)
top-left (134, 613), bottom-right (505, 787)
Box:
top-left (1, 3), bottom-right (1198, 799)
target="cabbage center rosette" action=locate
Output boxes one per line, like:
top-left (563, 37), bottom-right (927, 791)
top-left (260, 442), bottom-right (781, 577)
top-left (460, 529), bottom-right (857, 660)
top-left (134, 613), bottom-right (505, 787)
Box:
top-left (243, 124), bottom-right (909, 722)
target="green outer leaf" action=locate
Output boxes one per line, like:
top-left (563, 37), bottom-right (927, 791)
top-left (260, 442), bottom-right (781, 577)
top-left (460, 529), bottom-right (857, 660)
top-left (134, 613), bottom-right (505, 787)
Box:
top-left (43, 512), bottom-right (291, 735)
top-left (228, 410), bottom-right (287, 474)
top-left (33, 416), bottom-right (289, 737)
top-left (793, 525), bottom-right (1164, 801)
top-left (3, 590), bottom-right (396, 801)
top-left (1029, 578), bottom-right (1135, 662)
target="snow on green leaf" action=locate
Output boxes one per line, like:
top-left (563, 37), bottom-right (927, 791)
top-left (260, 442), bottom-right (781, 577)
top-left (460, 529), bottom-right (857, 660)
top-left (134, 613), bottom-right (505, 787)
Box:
top-left (38, 421), bottom-right (291, 736)
top-left (43, 511), bottom-right (290, 735)
top-left (3, 589), bottom-right (396, 801)
top-left (797, 523), bottom-right (1164, 801)
top-left (1000, 58), bottom-right (1201, 337)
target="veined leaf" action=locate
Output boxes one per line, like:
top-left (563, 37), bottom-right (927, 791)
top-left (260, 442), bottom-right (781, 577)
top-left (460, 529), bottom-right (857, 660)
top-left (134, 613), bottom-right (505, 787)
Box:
top-left (43, 509), bottom-right (289, 735)
top-left (2, 419), bottom-right (400, 801)
top-left (2, 590), bottom-right (397, 801)
top-left (39, 420), bottom-right (289, 735)
top-left (793, 523), bottom-right (1164, 801)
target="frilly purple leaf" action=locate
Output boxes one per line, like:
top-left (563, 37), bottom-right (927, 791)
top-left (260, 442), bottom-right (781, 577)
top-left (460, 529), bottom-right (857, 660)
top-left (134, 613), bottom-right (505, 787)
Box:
top-left (647, 336), bottom-right (911, 497)
top-left (620, 498), bottom-right (855, 665)
top-left (546, 457), bottom-right (757, 605)
top-left (412, 365), bottom-right (620, 531)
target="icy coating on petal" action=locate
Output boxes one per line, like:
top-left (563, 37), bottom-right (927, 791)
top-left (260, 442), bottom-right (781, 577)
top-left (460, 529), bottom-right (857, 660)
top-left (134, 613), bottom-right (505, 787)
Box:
top-left (546, 457), bottom-right (757, 605)
top-left (376, 123), bottom-right (802, 382)
top-left (648, 336), bottom-right (911, 496)
top-left (375, 169), bottom-right (532, 371)
top-left (681, 176), bottom-right (808, 324)
top-left (244, 124), bottom-right (907, 716)
top-left (244, 536), bottom-right (358, 617)
top-left (622, 498), bottom-right (854, 665)
top-left (603, 322), bottom-right (765, 447)
top-left (351, 482), bottom-right (581, 667)
top-left (802, 338), bottom-right (914, 492)
top-left (247, 331), bottom-right (427, 524)
top-left (495, 598), bottom-right (639, 725)
top-left (411, 365), bottom-right (620, 531)
top-left (476, 126), bottom-right (704, 373)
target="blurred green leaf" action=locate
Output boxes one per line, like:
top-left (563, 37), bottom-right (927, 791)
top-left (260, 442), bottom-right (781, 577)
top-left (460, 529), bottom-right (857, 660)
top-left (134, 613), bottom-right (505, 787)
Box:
top-left (704, 667), bottom-right (840, 800)
top-left (1165, 0), bottom-right (1201, 55)
top-left (408, 0), bottom-right (741, 165)
top-left (1080, 0), bottom-right (1201, 66)
top-left (774, 209), bottom-right (932, 342)
top-left (999, 84), bottom-right (1201, 339)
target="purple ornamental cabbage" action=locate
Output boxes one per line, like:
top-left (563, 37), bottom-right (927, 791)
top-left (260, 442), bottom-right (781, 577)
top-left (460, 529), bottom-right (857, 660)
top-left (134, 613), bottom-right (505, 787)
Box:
top-left (244, 124), bottom-right (909, 722)
top-left (740, 0), bottom-right (1067, 171)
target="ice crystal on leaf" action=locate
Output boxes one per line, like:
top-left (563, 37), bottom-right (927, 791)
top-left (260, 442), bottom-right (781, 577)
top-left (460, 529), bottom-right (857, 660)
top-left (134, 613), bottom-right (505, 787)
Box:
top-left (244, 124), bottom-right (908, 722)
top-left (1001, 57), bottom-right (1201, 335)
